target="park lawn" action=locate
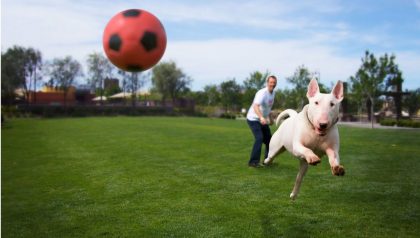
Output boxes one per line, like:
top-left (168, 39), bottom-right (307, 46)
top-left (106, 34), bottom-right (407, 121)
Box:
top-left (1, 116), bottom-right (419, 237)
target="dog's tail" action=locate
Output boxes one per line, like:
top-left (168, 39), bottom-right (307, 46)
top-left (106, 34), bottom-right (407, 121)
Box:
top-left (275, 109), bottom-right (298, 127)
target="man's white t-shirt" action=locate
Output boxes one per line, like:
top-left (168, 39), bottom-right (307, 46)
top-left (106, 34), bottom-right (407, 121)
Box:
top-left (246, 87), bottom-right (275, 121)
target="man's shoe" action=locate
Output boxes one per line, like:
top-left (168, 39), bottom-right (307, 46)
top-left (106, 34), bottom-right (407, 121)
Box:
top-left (248, 162), bottom-right (262, 168)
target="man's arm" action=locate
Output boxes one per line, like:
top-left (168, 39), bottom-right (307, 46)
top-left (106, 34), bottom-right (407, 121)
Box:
top-left (253, 103), bottom-right (267, 125)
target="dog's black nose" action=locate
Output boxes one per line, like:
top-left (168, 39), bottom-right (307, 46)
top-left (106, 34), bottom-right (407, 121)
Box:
top-left (319, 123), bottom-right (328, 129)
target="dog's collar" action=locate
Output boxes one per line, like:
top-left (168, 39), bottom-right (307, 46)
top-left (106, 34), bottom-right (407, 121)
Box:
top-left (304, 106), bottom-right (315, 130)
top-left (333, 117), bottom-right (339, 125)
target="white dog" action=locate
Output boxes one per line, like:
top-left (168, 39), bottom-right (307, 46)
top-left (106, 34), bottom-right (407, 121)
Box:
top-left (263, 79), bottom-right (345, 200)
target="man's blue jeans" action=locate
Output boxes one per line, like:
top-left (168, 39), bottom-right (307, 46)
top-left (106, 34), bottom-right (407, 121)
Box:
top-left (247, 120), bottom-right (272, 165)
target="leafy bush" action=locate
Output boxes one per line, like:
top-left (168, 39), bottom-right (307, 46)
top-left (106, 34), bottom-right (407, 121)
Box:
top-left (380, 118), bottom-right (420, 128)
top-left (15, 105), bottom-right (176, 117)
top-left (219, 112), bottom-right (236, 119)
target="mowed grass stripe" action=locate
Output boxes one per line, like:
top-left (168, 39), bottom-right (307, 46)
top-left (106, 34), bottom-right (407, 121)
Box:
top-left (2, 117), bottom-right (419, 237)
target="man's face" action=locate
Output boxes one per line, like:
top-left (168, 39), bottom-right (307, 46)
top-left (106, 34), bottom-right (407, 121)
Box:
top-left (267, 77), bottom-right (277, 93)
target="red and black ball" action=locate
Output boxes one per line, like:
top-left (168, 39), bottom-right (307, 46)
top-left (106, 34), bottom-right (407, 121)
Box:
top-left (103, 9), bottom-right (167, 72)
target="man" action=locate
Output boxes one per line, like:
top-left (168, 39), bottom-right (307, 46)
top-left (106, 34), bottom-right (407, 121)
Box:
top-left (246, 75), bottom-right (277, 167)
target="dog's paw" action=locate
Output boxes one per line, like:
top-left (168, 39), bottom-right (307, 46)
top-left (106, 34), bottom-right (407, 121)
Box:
top-left (263, 158), bottom-right (272, 166)
top-left (306, 154), bottom-right (321, 166)
top-left (332, 165), bottom-right (345, 176)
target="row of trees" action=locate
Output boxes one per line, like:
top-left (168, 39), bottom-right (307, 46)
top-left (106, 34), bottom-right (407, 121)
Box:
top-left (2, 46), bottom-right (83, 106)
top-left (1, 46), bottom-right (192, 106)
top-left (2, 45), bottom-right (419, 121)
top-left (189, 57), bottom-right (419, 122)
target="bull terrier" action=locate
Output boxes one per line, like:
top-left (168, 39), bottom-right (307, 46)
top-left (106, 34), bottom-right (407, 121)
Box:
top-left (263, 79), bottom-right (345, 200)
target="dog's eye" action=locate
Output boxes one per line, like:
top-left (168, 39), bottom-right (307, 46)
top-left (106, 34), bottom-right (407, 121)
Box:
top-left (315, 101), bottom-right (319, 105)
top-left (330, 102), bottom-right (335, 107)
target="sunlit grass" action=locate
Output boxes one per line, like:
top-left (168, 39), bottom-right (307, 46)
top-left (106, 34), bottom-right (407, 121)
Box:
top-left (2, 117), bottom-right (419, 237)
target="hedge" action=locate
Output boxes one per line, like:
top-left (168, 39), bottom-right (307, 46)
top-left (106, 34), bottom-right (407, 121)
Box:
top-left (5, 105), bottom-right (178, 118)
top-left (380, 118), bottom-right (420, 128)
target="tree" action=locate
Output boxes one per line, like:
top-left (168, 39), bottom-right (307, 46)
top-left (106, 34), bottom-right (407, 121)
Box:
top-left (203, 84), bottom-right (221, 106)
top-left (127, 72), bottom-right (148, 107)
top-left (86, 52), bottom-right (113, 105)
top-left (286, 65), bottom-right (326, 110)
top-left (117, 70), bottom-right (131, 105)
top-left (25, 48), bottom-right (43, 104)
top-left (242, 70), bottom-right (270, 108)
top-left (1, 47), bottom-right (25, 105)
top-left (47, 56), bottom-right (83, 106)
top-left (349, 51), bottom-right (399, 128)
top-left (187, 91), bottom-right (206, 106)
top-left (220, 79), bottom-right (242, 112)
top-left (275, 88), bottom-right (300, 110)
top-left (26, 48), bottom-right (42, 102)
top-left (1, 46), bottom-right (42, 105)
top-left (104, 81), bottom-right (121, 97)
top-left (190, 84), bottom-right (221, 107)
top-left (243, 71), bottom-right (269, 89)
top-left (404, 88), bottom-right (420, 116)
top-left (151, 61), bottom-right (191, 105)
top-left (382, 54), bottom-right (404, 120)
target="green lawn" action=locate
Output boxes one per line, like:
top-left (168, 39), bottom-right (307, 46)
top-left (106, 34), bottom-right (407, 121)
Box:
top-left (2, 117), bottom-right (419, 237)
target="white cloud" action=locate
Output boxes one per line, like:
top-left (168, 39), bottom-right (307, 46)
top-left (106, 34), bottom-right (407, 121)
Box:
top-left (163, 38), bottom-right (360, 90)
top-left (2, 1), bottom-right (105, 52)
top-left (2, 0), bottom-right (419, 90)
top-left (1, 0), bottom-right (348, 55)
top-left (140, 0), bottom-right (346, 32)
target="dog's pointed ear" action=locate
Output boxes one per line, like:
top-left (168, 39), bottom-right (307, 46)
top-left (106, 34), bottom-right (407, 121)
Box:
top-left (332, 80), bottom-right (344, 102)
top-left (306, 78), bottom-right (319, 98)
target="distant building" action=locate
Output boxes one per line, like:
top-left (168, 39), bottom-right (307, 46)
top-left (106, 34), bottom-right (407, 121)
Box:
top-left (27, 86), bottom-right (94, 105)
top-left (104, 78), bottom-right (120, 91)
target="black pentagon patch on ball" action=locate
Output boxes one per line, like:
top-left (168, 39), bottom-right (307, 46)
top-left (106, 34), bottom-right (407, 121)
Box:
top-left (123, 9), bottom-right (141, 17)
top-left (140, 31), bottom-right (157, 52)
top-left (126, 65), bottom-right (143, 72)
top-left (109, 34), bottom-right (122, 52)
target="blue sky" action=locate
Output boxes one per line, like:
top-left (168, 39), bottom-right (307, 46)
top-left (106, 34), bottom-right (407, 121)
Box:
top-left (2, 0), bottom-right (420, 91)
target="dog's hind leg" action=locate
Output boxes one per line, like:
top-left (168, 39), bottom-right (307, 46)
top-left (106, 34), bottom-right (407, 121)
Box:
top-left (263, 145), bottom-right (285, 165)
top-left (290, 159), bottom-right (308, 200)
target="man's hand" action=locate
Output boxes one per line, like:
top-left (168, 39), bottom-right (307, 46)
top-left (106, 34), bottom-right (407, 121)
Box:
top-left (260, 117), bottom-right (267, 125)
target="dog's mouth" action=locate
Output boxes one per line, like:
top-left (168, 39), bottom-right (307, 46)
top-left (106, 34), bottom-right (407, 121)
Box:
top-left (315, 127), bottom-right (327, 136)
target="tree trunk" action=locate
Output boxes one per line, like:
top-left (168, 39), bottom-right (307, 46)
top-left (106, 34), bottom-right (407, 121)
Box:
top-left (395, 81), bottom-right (402, 121)
top-left (161, 95), bottom-right (166, 106)
top-left (100, 79), bottom-right (104, 106)
top-left (366, 99), bottom-right (371, 121)
top-left (370, 97), bottom-right (374, 129)
top-left (131, 93), bottom-right (136, 107)
top-left (34, 69), bottom-right (38, 104)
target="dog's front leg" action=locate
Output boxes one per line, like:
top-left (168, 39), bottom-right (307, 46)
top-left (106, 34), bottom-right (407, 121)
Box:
top-left (326, 148), bottom-right (345, 176)
top-left (290, 159), bottom-right (308, 200)
top-left (293, 142), bottom-right (321, 165)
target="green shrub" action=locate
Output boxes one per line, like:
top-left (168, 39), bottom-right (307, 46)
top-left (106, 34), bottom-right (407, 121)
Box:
top-left (380, 118), bottom-right (420, 128)
top-left (1, 105), bottom-right (20, 118)
top-left (380, 118), bottom-right (396, 126)
top-left (220, 112), bottom-right (236, 119)
top-left (15, 105), bottom-right (176, 117)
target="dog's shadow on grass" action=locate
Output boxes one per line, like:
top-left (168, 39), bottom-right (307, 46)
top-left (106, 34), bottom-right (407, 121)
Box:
top-left (260, 207), bottom-right (311, 238)
top-left (261, 162), bottom-right (297, 171)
